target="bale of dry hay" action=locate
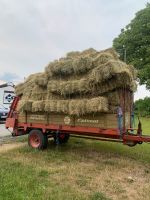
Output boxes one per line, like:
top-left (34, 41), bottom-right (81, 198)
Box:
top-left (89, 60), bottom-right (132, 84)
top-left (32, 101), bottom-right (45, 112)
top-left (92, 52), bottom-right (114, 67)
top-left (23, 97), bottom-right (108, 115)
top-left (105, 90), bottom-right (121, 106)
top-left (17, 100), bottom-right (33, 112)
top-left (15, 73), bottom-right (41, 96)
top-left (45, 50), bottom-right (120, 79)
top-left (34, 73), bottom-right (48, 87)
top-left (45, 57), bottom-right (93, 78)
top-left (68, 99), bottom-right (87, 115)
top-left (44, 100), bottom-right (57, 112)
top-left (86, 97), bottom-right (108, 113)
top-left (47, 59), bottom-right (135, 97)
top-left (15, 47), bottom-right (137, 116)
top-left (47, 79), bottom-right (89, 96)
top-left (15, 83), bottom-right (25, 96)
top-left (101, 48), bottom-right (119, 60)
top-left (66, 51), bottom-right (80, 58)
top-left (57, 100), bottom-right (70, 113)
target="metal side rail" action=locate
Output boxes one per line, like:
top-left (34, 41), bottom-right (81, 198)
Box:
top-left (7, 96), bottom-right (20, 118)
top-left (123, 134), bottom-right (150, 143)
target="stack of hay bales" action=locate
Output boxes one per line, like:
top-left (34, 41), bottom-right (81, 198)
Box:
top-left (16, 48), bottom-right (137, 116)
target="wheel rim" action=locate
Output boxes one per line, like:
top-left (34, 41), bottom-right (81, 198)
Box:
top-left (30, 133), bottom-right (41, 148)
top-left (126, 141), bottom-right (137, 147)
top-left (60, 133), bottom-right (65, 139)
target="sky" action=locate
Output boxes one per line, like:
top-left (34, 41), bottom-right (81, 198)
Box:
top-left (0, 0), bottom-right (149, 100)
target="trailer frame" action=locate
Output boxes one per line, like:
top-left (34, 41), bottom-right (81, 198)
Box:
top-left (5, 96), bottom-right (150, 149)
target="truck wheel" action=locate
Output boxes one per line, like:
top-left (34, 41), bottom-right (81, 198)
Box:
top-left (126, 141), bottom-right (137, 147)
top-left (28, 129), bottom-right (48, 150)
top-left (54, 133), bottom-right (70, 144)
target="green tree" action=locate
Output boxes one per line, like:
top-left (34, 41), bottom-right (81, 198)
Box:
top-left (134, 97), bottom-right (150, 117)
top-left (113, 3), bottom-right (150, 89)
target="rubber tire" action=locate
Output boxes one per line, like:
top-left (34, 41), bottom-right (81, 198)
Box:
top-left (126, 141), bottom-right (137, 147)
top-left (54, 133), bottom-right (70, 144)
top-left (28, 129), bottom-right (48, 150)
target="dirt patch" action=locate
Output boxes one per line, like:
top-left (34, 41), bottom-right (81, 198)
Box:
top-left (0, 142), bottom-right (26, 153)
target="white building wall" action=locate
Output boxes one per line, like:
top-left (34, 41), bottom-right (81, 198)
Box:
top-left (0, 85), bottom-right (15, 108)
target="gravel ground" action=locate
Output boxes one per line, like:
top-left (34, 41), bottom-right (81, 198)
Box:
top-left (0, 122), bottom-right (13, 144)
top-left (0, 122), bottom-right (11, 137)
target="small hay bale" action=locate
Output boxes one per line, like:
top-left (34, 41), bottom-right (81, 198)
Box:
top-left (66, 51), bottom-right (80, 58)
top-left (72, 57), bottom-right (93, 75)
top-left (105, 90), bottom-right (120, 106)
top-left (102, 48), bottom-right (119, 59)
top-left (34, 73), bottom-right (48, 87)
top-left (45, 55), bottom-right (93, 78)
top-left (15, 84), bottom-right (24, 96)
top-left (56, 100), bottom-right (69, 113)
top-left (80, 48), bottom-right (97, 56)
top-left (46, 59), bottom-right (74, 77)
top-left (25, 73), bottom-right (42, 83)
top-left (17, 100), bottom-right (33, 112)
top-left (32, 101), bottom-right (45, 112)
top-left (92, 52), bottom-right (114, 67)
top-left (45, 100), bottom-right (57, 112)
top-left (48, 79), bottom-right (89, 96)
top-left (89, 60), bottom-right (132, 84)
top-left (30, 85), bottom-right (47, 101)
top-left (69, 99), bottom-right (87, 116)
top-left (86, 97), bottom-right (108, 113)
top-left (47, 81), bottom-right (60, 94)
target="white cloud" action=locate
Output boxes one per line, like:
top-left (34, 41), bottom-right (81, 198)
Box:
top-left (0, 0), bottom-right (149, 98)
top-left (135, 84), bottom-right (150, 100)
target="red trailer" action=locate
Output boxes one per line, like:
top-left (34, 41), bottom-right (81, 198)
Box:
top-left (5, 90), bottom-right (150, 150)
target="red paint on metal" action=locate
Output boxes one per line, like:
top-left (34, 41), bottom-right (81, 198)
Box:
top-left (60, 133), bottom-right (66, 139)
top-left (5, 118), bottom-right (16, 129)
top-left (5, 96), bottom-right (150, 145)
top-left (7, 96), bottom-right (20, 118)
top-left (29, 132), bottom-right (41, 148)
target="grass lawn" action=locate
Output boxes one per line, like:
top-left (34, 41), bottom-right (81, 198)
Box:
top-left (0, 117), bottom-right (149, 200)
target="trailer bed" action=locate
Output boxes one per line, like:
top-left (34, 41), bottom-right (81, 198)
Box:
top-left (5, 96), bottom-right (150, 149)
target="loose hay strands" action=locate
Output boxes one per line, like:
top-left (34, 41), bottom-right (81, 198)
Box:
top-left (105, 90), bottom-right (121, 106)
top-left (66, 51), bottom-right (80, 58)
top-left (89, 60), bottom-right (132, 84)
top-left (45, 51), bottom-right (118, 78)
top-left (15, 83), bottom-right (25, 96)
top-left (15, 73), bottom-right (41, 96)
top-left (32, 101), bottom-right (45, 112)
top-left (101, 48), bottom-right (119, 59)
top-left (34, 73), bottom-right (48, 87)
top-left (47, 59), bottom-right (135, 97)
top-left (17, 100), bottom-right (33, 112)
top-left (86, 97), bottom-right (108, 113)
top-left (45, 57), bottom-right (93, 78)
top-left (15, 48), bottom-right (137, 116)
top-left (92, 52), bottom-right (114, 67)
top-left (30, 85), bottom-right (47, 101)
top-left (68, 99), bottom-right (87, 116)
top-left (47, 79), bottom-right (89, 96)
top-left (56, 100), bottom-right (69, 113)
top-left (45, 100), bottom-right (57, 112)
top-left (38, 97), bottom-right (108, 115)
